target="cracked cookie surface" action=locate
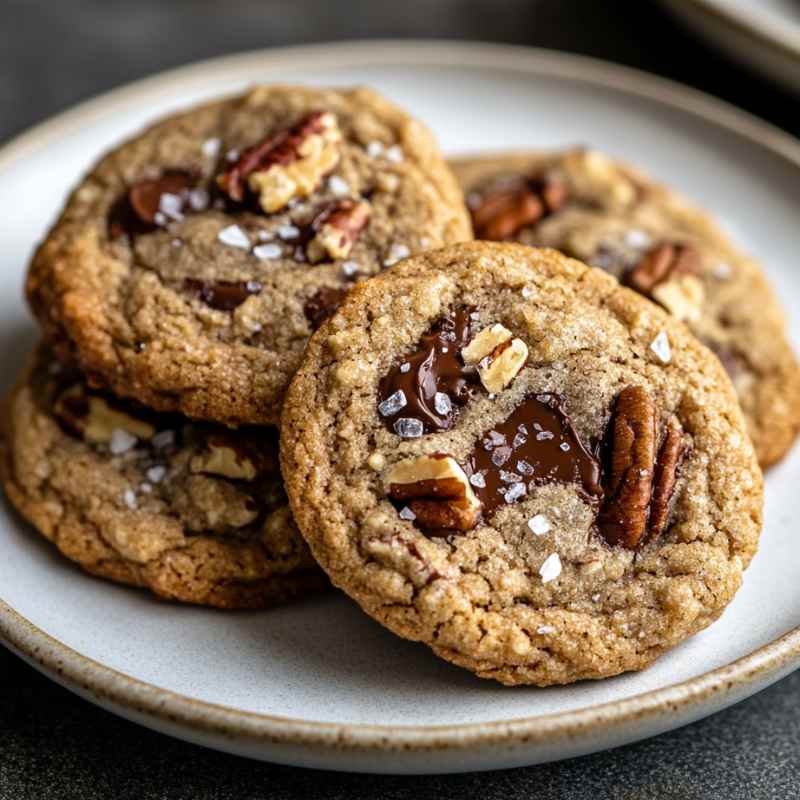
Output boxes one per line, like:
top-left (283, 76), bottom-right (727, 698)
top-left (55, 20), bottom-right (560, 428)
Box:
top-left (27, 85), bottom-right (471, 426)
top-left (280, 242), bottom-right (762, 686)
top-left (450, 149), bottom-right (800, 467)
top-left (1, 345), bottom-right (327, 609)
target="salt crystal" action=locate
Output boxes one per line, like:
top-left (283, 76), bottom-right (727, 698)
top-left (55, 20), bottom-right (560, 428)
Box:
top-left (146, 465), bottom-right (166, 483)
top-left (378, 389), bottom-right (407, 417)
top-left (499, 470), bottom-right (523, 483)
top-left (276, 224), bottom-right (300, 240)
top-left (342, 260), bottom-right (359, 277)
top-left (537, 625), bottom-right (556, 635)
top-left (366, 141), bottom-right (385, 158)
top-left (527, 514), bottom-right (551, 536)
top-left (539, 553), bottom-right (562, 583)
top-left (536, 430), bottom-right (554, 441)
top-left (159, 193), bottom-right (184, 221)
top-left (560, 442), bottom-right (570, 452)
top-left (517, 460), bottom-right (534, 476)
top-left (434, 392), bottom-right (451, 416)
top-left (399, 506), bottom-right (416, 521)
top-left (202, 138), bottom-right (221, 158)
top-left (188, 188), bottom-right (209, 211)
top-left (253, 243), bottom-right (282, 260)
top-left (109, 429), bottom-right (137, 455)
top-left (393, 417), bottom-right (423, 438)
top-left (650, 331), bottom-right (672, 364)
top-left (139, 483), bottom-right (153, 494)
top-left (491, 447), bottom-right (511, 467)
top-left (624, 229), bottom-right (652, 249)
top-left (469, 473), bottom-right (486, 488)
top-left (257, 230), bottom-right (275, 241)
top-left (218, 225), bottom-right (250, 249)
top-left (225, 148), bottom-right (240, 162)
top-left (328, 175), bottom-right (350, 196)
top-left (383, 243), bottom-right (410, 267)
top-left (521, 286), bottom-right (533, 299)
top-left (504, 482), bottom-right (526, 503)
top-left (399, 362), bottom-right (411, 373)
top-left (122, 489), bottom-right (137, 510)
top-left (385, 145), bottom-right (403, 163)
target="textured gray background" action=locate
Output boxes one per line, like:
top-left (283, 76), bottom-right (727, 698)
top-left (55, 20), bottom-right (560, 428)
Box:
top-left (1, 1), bottom-right (799, 797)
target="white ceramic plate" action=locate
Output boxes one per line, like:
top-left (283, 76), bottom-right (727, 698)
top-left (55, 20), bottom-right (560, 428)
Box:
top-left (663, 0), bottom-right (800, 92)
top-left (1, 41), bottom-right (799, 775)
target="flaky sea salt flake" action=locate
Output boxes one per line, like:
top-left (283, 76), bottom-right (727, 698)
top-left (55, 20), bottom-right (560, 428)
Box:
top-left (393, 417), bottom-right (423, 438)
top-left (218, 224), bottom-right (250, 249)
top-left (109, 429), bottom-right (137, 455)
top-left (528, 514), bottom-right (551, 536)
top-left (379, 390), bottom-right (407, 417)
top-left (650, 331), bottom-right (672, 364)
top-left (539, 553), bottom-right (562, 583)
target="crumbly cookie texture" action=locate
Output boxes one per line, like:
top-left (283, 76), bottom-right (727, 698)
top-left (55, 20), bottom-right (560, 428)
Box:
top-left (281, 242), bottom-right (762, 686)
top-left (1, 345), bottom-right (327, 609)
top-left (450, 149), bottom-right (800, 467)
top-left (27, 85), bottom-right (471, 426)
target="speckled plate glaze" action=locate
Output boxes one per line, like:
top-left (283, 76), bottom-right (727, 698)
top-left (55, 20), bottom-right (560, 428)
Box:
top-left (663, 0), bottom-right (800, 92)
top-left (1, 41), bottom-right (799, 774)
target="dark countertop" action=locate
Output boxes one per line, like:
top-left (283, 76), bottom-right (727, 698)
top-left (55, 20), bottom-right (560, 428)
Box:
top-left (1, 1), bottom-right (799, 797)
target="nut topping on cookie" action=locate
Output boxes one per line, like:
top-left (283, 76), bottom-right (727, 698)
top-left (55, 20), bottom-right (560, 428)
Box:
top-left (190, 434), bottom-right (259, 481)
top-left (470, 176), bottom-right (568, 240)
top-left (378, 308), bottom-right (479, 434)
top-left (307, 199), bottom-right (371, 263)
top-left (387, 454), bottom-right (481, 532)
top-left (467, 393), bottom-right (602, 516)
top-left (185, 278), bottom-right (262, 311)
top-left (461, 323), bottom-right (528, 393)
top-left (598, 386), bottom-right (686, 549)
top-left (217, 111), bottom-right (342, 213)
top-left (54, 385), bottom-right (155, 443)
top-left (624, 243), bottom-right (700, 296)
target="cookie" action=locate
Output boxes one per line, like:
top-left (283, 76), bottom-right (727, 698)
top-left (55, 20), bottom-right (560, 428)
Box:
top-left (27, 86), bottom-right (471, 426)
top-left (280, 242), bottom-right (762, 686)
top-left (1, 345), bottom-right (327, 609)
top-left (450, 149), bottom-right (800, 467)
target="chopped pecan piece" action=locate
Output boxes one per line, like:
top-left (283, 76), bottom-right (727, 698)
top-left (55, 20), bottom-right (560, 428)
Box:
top-left (307, 199), bottom-right (371, 263)
top-left (471, 176), bottom-right (568, 240)
top-left (624, 243), bottom-right (700, 296)
top-left (387, 453), bottom-right (481, 532)
top-left (598, 386), bottom-right (687, 549)
top-left (217, 111), bottom-right (341, 213)
top-left (461, 323), bottom-right (528, 393)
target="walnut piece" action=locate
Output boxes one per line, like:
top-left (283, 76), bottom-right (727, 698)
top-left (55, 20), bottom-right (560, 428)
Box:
top-left (217, 111), bottom-right (342, 213)
top-left (54, 385), bottom-right (155, 443)
top-left (598, 386), bottom-right (686, 549)
top-left (307, 199), bottom-right (371, 263)
top-left (386, 453), bottom-right (480, 532)
top-left (461, 323), bottom-right (528, 393)
top-left (189, 434), bottom-right (258, 481)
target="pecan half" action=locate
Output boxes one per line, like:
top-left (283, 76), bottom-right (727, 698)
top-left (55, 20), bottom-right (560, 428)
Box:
top-left (217, 111), bottom-right (341, 213)
top-left (307, 199), bottom-right (371, 263)
top-left (598, 386), bottom-right (657, 549)
top-left (598, 386), bottom-right (686, 549)
top-left (470, 175), bottom-right (568, 240)
top-left (647, 416), bottom-right (686, 539)
top-left (387, 454), bottom-right (481, 532)
top-left (624, 243), bottom-right (700, 296)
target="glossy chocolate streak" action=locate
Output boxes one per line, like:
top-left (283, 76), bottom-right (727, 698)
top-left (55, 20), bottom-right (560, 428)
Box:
top-left (304, 286), bottom-right (347, 330)
top-left (466, 393), bottom-right (602, 516)
top-left (377, 308), bottom-right (480, 435)
top-left (184, 279), bottom-right (263, 311)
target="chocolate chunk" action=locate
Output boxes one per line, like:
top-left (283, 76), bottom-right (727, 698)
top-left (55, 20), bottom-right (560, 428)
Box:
top-left (466, 393), bottom-right (602, 516)
top-left (304, 287), bottom-right (347, 330)
top-left (377, 308), bottom-right (480, 434)
top-left (185, 279), bottom-right (262, 311)
top-left (108, 171), bottom-right (195, 238)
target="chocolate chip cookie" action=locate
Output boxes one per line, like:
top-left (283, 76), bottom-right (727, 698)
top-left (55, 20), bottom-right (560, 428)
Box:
top-left (451, 149), bottom-right (800, 467)
top-left (1, 345), bottom-right (327, 609)
top-left (27, 85), bottom-right (471, 426)
top-left (281, 242), bottom-right (763, 686)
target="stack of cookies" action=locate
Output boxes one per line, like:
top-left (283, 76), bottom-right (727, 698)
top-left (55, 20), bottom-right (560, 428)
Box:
top-left (5, 84), bottom-right (797, 686)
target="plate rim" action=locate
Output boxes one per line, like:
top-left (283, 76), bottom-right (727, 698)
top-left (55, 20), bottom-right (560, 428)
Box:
top-left (680, 0), bottom-right (800, 60)
top-left (2, 38), bottom-right (800, 754)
